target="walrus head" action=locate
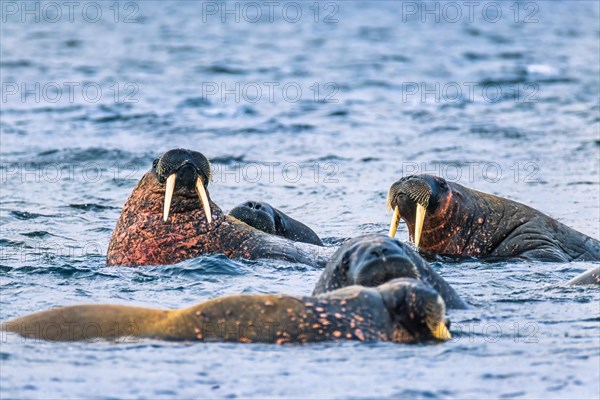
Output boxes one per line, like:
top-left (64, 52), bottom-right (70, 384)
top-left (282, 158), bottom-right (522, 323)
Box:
top-left (153, 148), bottom-right (213, 223)
top-left (312, 234), bottom-right (468, 309)
top-left (106, 148), bottom-right (222, 266)
top-left (348, 237), bottom-right (422, 287)
top-left (313, 235), bottom-right (424, 293)
top-left (229, 201), bottom-right (278, 234)
top-left (387, 175), bottom-right (450, 249)
top-left (229, 201), bottom-right (324, 246)
top-left (378, 278), bottom-right (451, 342)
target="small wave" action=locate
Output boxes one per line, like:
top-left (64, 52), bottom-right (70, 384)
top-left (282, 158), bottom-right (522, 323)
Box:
top-left (93, 112), bottom-right (159, 124)
top-left (0, 60), bottom-right (34, 68)
top-left (8, 264), bottom-right (104, 279)
top-left (210, 155), bottom-right (246, 165)
top-left (146, 255), bottom-right (249, 278)
top-left (177, 97), bottom-right (211, 109)
top-left (198, 65), bottom-right (248, 75)
top-left (34, 147), bottom-right (138, 164)
top-left (21, 231), bottom-right (54, 238)
top-left (68, 204), bottom-right (119, 212)
top-left (10, 211), bottom-right (48, 220)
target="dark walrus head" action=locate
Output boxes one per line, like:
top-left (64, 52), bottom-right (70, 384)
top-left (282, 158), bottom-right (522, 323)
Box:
top-left (377, 278), bottom-right (451, 342)
top-left (387, 174), bottom-right (448, 249)
top-left (313, 234), bottom-right (423, 294)
top-left (153, 148), bottom-right (213, 223)
top-left (312, 234), bottom-right (468, 309)
top-left (229, 201), bottom-right (323, 246)
top-left (386, 174), bottom-right (600, 261)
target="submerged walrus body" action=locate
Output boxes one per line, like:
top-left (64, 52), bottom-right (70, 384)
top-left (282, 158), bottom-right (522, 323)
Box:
top-left (387, 175), bottom-right (600, 262)
top-left (106, 149), bottom-right (328, 267)
top-left (1, 279), bottom-right (451, 344)
top-left (313, 234), bottom-right (468, 309)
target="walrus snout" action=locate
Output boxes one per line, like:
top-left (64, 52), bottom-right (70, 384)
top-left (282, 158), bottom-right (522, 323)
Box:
top-left (378, 278), bottom-right (451, 342)
top-left (153, 149), bottom-right (213, 223)
top-left (154, 148), bottom-right (212, 184)
top-left (387, 175), bottom-right (449, 248)
top-left (229, 201), bottom-right (277, 234)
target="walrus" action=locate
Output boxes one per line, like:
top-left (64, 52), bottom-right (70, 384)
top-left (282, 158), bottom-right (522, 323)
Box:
top-left (229, 201), bottom-right (323, 245)
top-left (567, 266), bottom-right (600, 285)
top-left (313, 234), bottom-right (468, 309)
top-left (106, 149), bottom-right (329, 267)
top-left (387, 175), bottom-right (600, 262)
top-left (1, 279), bottom-right (451, 343)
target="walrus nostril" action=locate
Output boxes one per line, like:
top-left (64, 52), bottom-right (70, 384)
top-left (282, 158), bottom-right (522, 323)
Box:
top-left (370, 249), bottom-right (383, 258)
top-left (369, 247), bottom-right (391, 259)
top-left (245, 201), bottom-right (261, 210)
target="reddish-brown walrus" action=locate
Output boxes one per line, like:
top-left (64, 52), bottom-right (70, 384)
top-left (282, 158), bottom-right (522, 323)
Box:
top-left (387, 175), bottom-right (600, 262)
top-left (106, 149), bottom-right (328, 267)
top-left (1, 279), bottom-right (451, 343)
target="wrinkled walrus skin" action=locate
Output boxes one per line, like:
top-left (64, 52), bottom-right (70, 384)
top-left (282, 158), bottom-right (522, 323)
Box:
top-left (229, 201), bottom-right (324, 246)
top-left (313, 234), bottom-right (468, 309)
top-left (106, 149), bottom-right (329, 267)
top-left (567, 266), bottom-right (600, 285)
top-left (387, 175), bottom-right (600, 262)
top-left (1, 279), bottom-right (451, 344)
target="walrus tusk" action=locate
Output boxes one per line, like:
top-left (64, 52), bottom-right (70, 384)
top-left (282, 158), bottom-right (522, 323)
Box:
top-left (195, 178), bottom-right (212, 224)
top-left (389, 206), bottom-right (401, 238)
top-left (163, 173), bottom-right (177, 222)
top-left (414, 203), bottom-right (426, 248)
top-left (431, 322), bottom-right (452, 340)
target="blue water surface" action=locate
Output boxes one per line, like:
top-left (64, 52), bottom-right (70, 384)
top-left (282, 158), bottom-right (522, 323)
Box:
top-left (1, 1), bottom-right (599, 398)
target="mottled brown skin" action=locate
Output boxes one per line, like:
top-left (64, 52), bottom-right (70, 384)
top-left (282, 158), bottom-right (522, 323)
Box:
top-left (313, 234), bottom-right (469, 309)
top-left (388, 175), bottom-right (600, 262)
top-left (567, 266), bottom-right (600, 285)
top-left (106, 152), bottom-right (328, 267)
top-left (1, 279), bottom-right (449, 344)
